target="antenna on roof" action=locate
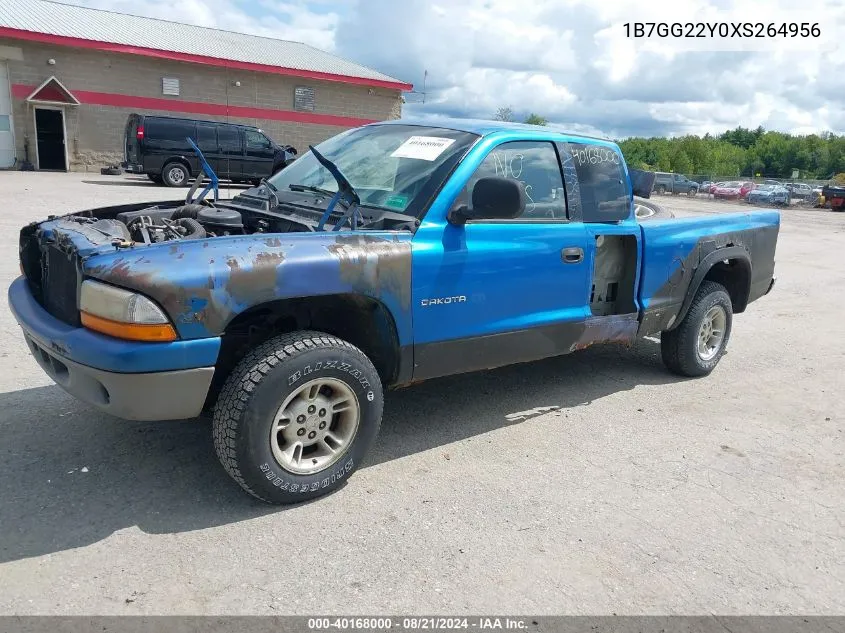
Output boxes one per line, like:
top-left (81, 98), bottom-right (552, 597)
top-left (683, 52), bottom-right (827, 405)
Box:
top-left (404, 69), bottom-right (427, 104)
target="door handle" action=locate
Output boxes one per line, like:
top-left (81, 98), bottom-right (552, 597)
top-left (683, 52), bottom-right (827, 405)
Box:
top-left (561, 247), bottom-right (584, 263)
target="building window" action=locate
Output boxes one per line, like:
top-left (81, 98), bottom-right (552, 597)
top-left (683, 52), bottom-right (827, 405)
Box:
top-left (162, 77), bottom-right (180, 96)
top-left (294, 86), bottom-right (315, 112)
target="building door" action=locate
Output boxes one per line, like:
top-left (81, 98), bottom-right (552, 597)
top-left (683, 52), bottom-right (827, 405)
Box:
top-left (0, 62), bottom-right (15, 169)
top-left (34, 107), bottom-right (66, 171)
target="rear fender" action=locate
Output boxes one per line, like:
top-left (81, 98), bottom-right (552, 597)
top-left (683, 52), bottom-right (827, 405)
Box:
top-left (669, 246), bottom-right (751, 330)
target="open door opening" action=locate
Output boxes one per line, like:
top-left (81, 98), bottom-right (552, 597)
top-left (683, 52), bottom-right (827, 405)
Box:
top-left (34, 108), bottom-right (66, 171)
top-left (589, 234), bottom-right (638, 316)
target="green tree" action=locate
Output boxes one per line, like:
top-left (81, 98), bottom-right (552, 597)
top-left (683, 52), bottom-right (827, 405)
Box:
top-left (493, 106), bottom-right (515, 122)
top-left (669, 149), bottom-right (692, 174)
top-left (719, 126), bottom-right (764, 149)
top-left (523, 113), bottom-right (548, 125)
top-left (616, 127), bottom-right (845, 180)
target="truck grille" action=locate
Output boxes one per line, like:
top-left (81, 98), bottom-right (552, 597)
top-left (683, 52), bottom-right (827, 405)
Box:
top-left (21, 235), bottom-right (81, 327)
top-left (42, 246), bottom-right (81, 326)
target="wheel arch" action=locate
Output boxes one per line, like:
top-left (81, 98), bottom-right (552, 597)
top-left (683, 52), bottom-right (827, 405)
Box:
top-left (206, 293), bottom-right (405, 408)
top-left (162, 157), bottom-right (192, 177)
top-left (669, 246), bottom-right (751, 330)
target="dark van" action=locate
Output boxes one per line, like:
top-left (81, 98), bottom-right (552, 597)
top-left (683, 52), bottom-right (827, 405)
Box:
top-left (123, 114), bottom-right (298, 187)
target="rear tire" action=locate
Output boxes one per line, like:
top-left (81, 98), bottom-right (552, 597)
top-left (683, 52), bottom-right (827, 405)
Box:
top-left (162, 161), bottom-right (190, 187)
top-left (661, 281), bottom-right (733, 377)
top-left (656, 185), bottom-right (666, 195)
top-left (212, 331), bottom-right (383, 504)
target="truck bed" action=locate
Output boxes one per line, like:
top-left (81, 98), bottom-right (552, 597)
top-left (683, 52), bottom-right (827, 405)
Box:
top-left (638, 210), bottom-right (780, 335)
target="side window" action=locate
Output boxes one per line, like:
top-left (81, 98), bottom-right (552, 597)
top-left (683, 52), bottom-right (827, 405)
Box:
top-left (245, 130), bottom-right (271, 150)
top-left (196, 123), bottom-right (217, 151)
top-left (148, 118), bottom-right (194, 141)
top-left (217, 126), bottom-right (242, 153)
top-left (460, 141), bottom-right (566, 220)
top-left (563, 143), bottom-right (630, 223)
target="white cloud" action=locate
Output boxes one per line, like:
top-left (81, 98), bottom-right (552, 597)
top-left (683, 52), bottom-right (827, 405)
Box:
top-left (65, 0), bottom-right (845, 137)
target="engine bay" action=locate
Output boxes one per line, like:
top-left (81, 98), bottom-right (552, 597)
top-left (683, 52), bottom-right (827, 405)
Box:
top-left (53, 191), bottom-right (419, 248)
top-left (112, 203), bottom-right (248, 244)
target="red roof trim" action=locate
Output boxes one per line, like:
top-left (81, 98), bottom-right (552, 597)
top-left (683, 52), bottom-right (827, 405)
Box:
top-left (0, 26), bottom-right (414, 91)
top-left (11, 83), bottom-right (379, 127)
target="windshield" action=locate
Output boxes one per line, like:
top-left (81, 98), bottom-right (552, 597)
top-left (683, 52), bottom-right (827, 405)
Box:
top-left (268, 124), bottom-right (480, 217)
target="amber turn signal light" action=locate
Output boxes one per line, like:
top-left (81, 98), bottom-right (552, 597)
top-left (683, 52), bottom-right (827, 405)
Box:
top-left (81, 311), bottom-right (178, 342)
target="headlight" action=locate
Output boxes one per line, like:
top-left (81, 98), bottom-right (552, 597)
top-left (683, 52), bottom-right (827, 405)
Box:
top-left (79, 280), bottom-right (177, 342)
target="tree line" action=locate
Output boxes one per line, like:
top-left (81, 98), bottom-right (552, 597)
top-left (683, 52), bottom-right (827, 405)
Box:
top-left (493, 107), bottom-right (845, 180)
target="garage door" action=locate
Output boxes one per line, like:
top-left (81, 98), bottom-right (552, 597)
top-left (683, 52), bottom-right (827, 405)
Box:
top-left (0, 62), bottom-right (15, 169)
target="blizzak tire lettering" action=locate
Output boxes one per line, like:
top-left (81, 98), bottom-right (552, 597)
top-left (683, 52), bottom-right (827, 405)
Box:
top-left (287, 358), bottom-right (372, 390)
top-left (251, 453), bottom-right (359, 494)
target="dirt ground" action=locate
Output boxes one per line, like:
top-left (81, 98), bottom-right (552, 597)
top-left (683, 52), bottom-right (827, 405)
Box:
top-left (0, 172), bottom-right (842, 615)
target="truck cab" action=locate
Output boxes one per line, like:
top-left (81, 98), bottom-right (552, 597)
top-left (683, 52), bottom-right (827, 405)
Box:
top-left (10, 119), bottom-right (780, 504)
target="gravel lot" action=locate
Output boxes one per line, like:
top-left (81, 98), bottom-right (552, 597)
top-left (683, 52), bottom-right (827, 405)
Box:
top-left (0, 172), bottom-right (843, 615)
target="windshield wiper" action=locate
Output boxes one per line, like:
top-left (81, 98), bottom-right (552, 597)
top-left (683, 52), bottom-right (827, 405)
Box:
top-left (308, 145), bottom-right (362, 231)
top-left (288, 183), bottom-right (335, 197)
top-left (258, 178), bottom-right (280, 207)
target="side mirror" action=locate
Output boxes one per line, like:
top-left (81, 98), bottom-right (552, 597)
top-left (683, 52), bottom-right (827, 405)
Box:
top-left (448, 177), bottom-right (526, 225)
top-left (629, 168), bottom-right (656, 199)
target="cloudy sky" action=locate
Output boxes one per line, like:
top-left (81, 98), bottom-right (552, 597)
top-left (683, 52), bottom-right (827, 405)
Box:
top-left (68, 0), bottom-right (845, 139)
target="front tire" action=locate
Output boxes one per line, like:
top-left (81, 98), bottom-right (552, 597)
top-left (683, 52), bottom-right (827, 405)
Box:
top-left (212, 331), bottom-right (383, 504)
top-left (661, 281), bottom-right (733, 377)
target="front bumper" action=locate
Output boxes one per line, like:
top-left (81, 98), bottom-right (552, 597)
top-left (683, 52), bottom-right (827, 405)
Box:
top-left (8, 277), bottom-right (220, 421)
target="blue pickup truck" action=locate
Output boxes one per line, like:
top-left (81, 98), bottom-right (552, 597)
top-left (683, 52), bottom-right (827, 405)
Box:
top-left (10, 119), bottom-right (780, 504)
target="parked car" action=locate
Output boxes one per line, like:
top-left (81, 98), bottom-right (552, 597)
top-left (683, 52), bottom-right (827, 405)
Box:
top-left (10, 119), bottom-right (781, 504)
top-left (653, 172), bottom-right (699, 196)
top-left (713, 181), bottom-right (755, 199)
top-left (746, 184), bottom-right (791, 206)
top-left (820, 184), bottom-right (845, 210)
top-left (785, 183), bottom-right (814, 199)
top-left (122, 114), bottom-right (298, 187)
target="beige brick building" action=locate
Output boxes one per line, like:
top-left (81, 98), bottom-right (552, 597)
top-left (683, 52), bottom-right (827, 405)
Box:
top-left (0, 0), bottom-right (410, 172)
